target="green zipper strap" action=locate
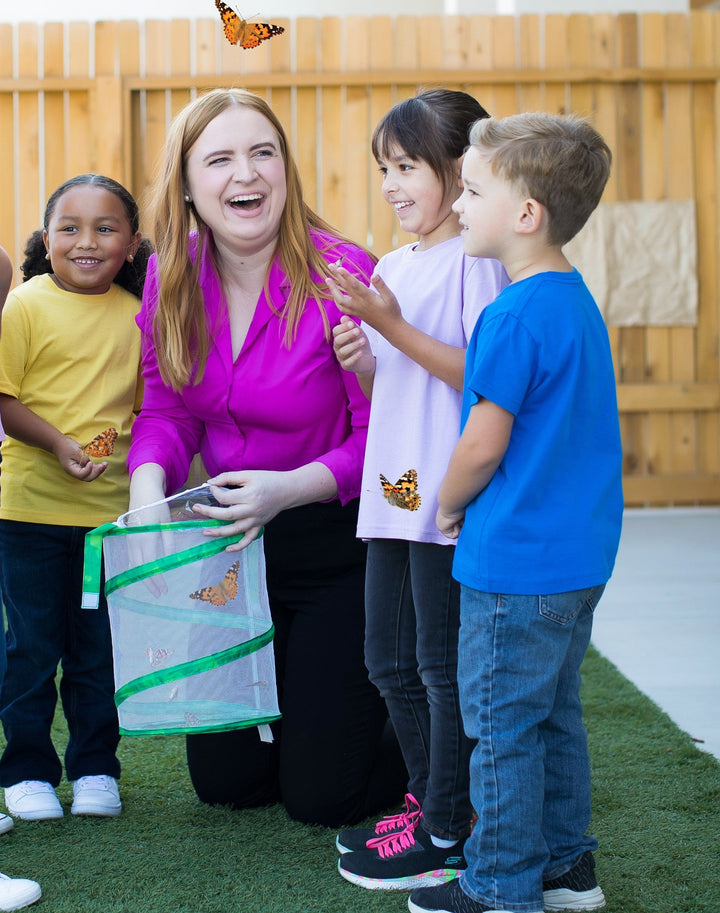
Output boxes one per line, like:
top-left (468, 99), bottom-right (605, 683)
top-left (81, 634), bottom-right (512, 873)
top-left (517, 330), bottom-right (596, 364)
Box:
top-left (104, 533), bottom-right (246, 596)
top-left (113, 623), bottom-right (275, 707)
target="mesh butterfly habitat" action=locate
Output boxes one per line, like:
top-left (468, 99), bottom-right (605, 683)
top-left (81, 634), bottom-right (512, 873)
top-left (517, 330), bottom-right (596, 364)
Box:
top-left (83, 485), bottom-right (280, 737)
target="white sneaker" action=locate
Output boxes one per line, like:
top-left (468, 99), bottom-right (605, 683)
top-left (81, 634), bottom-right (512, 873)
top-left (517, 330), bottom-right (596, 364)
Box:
top-left (0, 815), bottom-right (13, 835)
top-left (0, 873), bottom-right (42, 911)
top-left (71, 775), bottom-right (121, 817)
top-left (4, 781), bottom-right (63, 820)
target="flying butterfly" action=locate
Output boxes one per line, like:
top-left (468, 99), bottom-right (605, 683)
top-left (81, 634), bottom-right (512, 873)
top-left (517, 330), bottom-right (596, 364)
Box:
top-left (214, 0), bottom-right (284, 49)
top-left (82, 427), bottom-right (118, 459)
top-left (379, 469), bottom-right (422, 512)
top-left (189, 560), bottom-right (241, 606)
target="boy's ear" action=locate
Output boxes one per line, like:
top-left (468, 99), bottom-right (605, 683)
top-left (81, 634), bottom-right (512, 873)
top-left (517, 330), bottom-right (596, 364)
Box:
top-left (515, 197), bottom-right (544, 236)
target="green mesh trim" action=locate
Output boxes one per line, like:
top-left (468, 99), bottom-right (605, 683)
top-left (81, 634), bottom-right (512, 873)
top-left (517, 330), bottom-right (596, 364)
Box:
top-left (119, 712), bottom-right (281, 738)
top-left (114, 624), bottom-right (275, 706)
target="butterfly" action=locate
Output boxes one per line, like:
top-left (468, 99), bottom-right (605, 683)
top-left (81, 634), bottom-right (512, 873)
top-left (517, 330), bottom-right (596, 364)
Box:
top-left (214, 0), bottom-right (284, 48)
top-left (81, 427), bottom-right (118, 459)
top-left (189, 560), bottom-right (241, 606)
top-left (379, 469), bottom-right (422, 511)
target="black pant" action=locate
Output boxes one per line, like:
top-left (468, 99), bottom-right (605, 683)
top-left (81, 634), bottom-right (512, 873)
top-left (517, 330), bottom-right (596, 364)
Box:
top-left (186, 499), bottom-right (407, 827)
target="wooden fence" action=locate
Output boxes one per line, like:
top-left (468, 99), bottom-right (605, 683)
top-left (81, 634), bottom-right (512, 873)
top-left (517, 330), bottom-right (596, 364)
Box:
top-left (1, 11), bottom-right (720, 506)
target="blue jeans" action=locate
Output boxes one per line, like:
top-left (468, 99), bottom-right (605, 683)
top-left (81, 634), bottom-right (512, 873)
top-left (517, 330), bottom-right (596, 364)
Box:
top-left (364, 540), bottom-right (474, 840)
top-left (457, 585), bottom-right (604, 912)
top-left (0, 520), bottom-right (120, 787)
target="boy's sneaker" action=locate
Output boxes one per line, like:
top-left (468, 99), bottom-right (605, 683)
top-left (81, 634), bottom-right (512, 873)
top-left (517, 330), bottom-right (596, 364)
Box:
top-left (336, 793), bottom-right (422, 854)
top-left (0, 873), bottom-right (42, 912)
top-left (543, 851), bottom-right (606, 911)
top-left (71, 775), bottom-right (121, 817)
top-left (338, 823), bottom-right (466, 890)
top-left (408, 878), bottom-right (542, 913)
top-left (4, 781), bottom-right (63, 820)
top-left (0, 815), bottom-right (13, 835)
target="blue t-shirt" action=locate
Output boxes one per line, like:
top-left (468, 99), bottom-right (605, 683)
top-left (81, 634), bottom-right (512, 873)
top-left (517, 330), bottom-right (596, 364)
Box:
top-left (452, 269), bottom-right (623, 594)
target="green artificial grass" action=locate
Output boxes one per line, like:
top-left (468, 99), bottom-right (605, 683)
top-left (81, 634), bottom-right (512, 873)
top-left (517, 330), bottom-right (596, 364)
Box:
top-left (0, 645), bottom-right (718, 912)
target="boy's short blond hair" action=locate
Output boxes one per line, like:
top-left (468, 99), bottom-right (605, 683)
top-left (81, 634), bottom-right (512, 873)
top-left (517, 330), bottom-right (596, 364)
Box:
top-left (468, 112), bottom-right (611, 247)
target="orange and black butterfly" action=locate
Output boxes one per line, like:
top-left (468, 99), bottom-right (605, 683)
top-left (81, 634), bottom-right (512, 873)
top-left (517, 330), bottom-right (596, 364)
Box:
top-left (214, 0), bottom-right (284, 49)
top-left (189, 560), bottom-right (241, 606)
top-left (82, 427), bottom-right (118, 459)
top-left (379, 469), bottom-right (422, 512)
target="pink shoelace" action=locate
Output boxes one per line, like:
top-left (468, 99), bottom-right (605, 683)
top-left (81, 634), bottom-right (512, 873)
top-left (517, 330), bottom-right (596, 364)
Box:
top-left (371, 792), bottom-right (422, 836)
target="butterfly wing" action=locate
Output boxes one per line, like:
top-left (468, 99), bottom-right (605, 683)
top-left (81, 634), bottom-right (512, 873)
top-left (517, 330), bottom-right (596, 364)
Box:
top-left (379, 469), bottom-right (421, 511)
top-left (82, 427), bottom-right (118, 458)
top-left (189, 560), bottom-right (241, 606)
top-left (240, 21), bottom-right (284, 49)
top-left (215, 0), bottom-right (242, 44)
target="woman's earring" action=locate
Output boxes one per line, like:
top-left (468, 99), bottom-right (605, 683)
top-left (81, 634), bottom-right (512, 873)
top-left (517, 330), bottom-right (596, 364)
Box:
top-left (184, 194), bottom-right (192, 203)
top-left (127, 254), bottom-right (134, 262)
top-left (45, 252), bottom-right (51, 260)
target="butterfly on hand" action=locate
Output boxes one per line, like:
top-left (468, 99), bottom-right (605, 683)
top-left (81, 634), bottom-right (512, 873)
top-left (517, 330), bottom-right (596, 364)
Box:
top-left (214, 0), bottom-right (284, 48)
top-left (189, 560), bottom-right (241, 606)
top-left (379, 469), bottom-right (422, 512)
top-left (81, 427), bottom-right (118, 459)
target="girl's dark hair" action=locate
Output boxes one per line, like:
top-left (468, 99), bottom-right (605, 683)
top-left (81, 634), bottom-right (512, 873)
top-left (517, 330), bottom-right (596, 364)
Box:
top-left (22, 173), bottom-right (153, 298)
top-left (372, 89), bottom-right (491, 196)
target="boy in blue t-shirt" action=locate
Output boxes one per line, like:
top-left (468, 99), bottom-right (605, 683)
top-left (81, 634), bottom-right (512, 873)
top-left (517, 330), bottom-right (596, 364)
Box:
top-left (409, 114), bottom-right (623, 913)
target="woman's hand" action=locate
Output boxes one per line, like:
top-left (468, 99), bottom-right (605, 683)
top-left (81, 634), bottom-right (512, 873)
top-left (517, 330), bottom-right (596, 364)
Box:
top-left (193, 464), bottom-right (338, 552)
top-left (127, 463), bottom-right (171, 597)
top-left (53, 436), bottom-right (109, 481)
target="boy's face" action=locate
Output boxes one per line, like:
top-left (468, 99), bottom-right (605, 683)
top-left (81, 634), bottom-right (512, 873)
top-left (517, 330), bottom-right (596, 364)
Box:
top-left (453, 146), bottom-right (524, 260)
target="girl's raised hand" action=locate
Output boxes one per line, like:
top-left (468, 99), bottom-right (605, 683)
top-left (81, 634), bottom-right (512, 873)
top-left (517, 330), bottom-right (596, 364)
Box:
top-left (326, 262), bottom-right (403, 336)
top-left (332, 315), bottom-right (375, 376)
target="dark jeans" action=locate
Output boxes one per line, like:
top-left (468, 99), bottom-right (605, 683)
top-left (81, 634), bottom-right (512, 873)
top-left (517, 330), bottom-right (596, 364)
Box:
top-left (0, 520), bottom-right (120, 786)
top-left (186, 499), bottom-right (407, 828)
top-left (364, 539), bottom-right (474, 841)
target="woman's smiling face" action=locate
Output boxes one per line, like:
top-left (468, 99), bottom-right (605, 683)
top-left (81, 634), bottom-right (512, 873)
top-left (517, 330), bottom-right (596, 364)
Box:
top-left (184, 104), bottom-right (288, 260)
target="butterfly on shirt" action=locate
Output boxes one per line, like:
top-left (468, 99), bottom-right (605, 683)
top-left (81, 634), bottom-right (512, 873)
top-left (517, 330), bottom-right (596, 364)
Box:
top-left (189, 560), bottom-right (241, 606)
top-left (214, 0), bottom-right (284, 48)
top-left (379, 469), bottom-right (422, 512)
top-left (81, 427), bottom-right (118, 459)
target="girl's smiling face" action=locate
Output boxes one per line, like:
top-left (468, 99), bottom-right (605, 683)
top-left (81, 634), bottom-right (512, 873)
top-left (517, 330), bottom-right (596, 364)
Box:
top-left (43, 185), bottom-right (140, 296)
top-left (184, 104), bottom-right (288, 261)
top-left (377, 144), bottom-right (460, 250)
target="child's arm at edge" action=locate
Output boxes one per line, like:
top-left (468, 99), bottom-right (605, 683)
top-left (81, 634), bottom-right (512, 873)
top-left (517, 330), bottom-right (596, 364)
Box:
top-left (0, 393), bottom-right (108, 481)
top-left (436, 397), bottom-right (514, 539)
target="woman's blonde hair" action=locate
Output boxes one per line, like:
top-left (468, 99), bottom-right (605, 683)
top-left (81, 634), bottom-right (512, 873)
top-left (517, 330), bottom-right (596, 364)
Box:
top-left (147, 88), bottom-right (369, 391)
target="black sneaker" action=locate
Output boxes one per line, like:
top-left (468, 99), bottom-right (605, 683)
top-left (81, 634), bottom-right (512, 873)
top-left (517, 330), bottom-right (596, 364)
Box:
top-left (338, 824), bottom-right (466, 891)
top-left (335, 793), bottom-right (422, 854)
top-left (543, 851), bottom-right (606, 911)
top-left (408, 877), bottom-right (542, 913)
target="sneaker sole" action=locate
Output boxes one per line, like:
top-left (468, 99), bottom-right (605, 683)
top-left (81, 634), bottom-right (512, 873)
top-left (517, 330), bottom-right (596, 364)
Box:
top-left (71, 804), bottom-right (121, 817)
top-left (5, 806), bottom-right (63, 821)
top-left (0, 817), bottom-right (13, 835)
top-left (338, 860), bottom-right (463, 892)
top-left (543, 886), bottom-right (606, 911)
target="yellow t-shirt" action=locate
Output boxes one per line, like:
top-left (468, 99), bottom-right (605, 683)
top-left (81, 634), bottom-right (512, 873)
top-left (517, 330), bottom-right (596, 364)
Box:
top-left (0, 274), bottom-right (142, 527)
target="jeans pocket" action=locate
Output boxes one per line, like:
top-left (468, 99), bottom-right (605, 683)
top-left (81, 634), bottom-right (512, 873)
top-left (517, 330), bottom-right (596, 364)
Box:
top-left (539, 584), bottom-right (605, 625)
